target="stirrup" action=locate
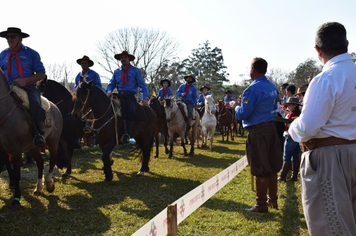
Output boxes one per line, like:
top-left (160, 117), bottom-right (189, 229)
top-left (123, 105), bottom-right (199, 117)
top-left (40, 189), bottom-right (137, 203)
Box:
top-left (33, 134), bottom-right (45, 147)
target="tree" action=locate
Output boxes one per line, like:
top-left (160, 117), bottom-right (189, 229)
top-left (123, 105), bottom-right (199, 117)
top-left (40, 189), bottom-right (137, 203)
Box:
top-left (45, 62), bottom-right (74, 90)
top-left (95, 27), bottom-right (180, 94)
top-left (287, 58), bottom-right (322, 87)
top-left (182, 41), bottom-right (229, 97)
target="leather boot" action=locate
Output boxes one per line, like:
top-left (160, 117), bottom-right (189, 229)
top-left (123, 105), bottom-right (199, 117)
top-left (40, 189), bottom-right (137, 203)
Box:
top-left (287, 161), bottom-right (300, 181)
top-left (267, 174), bottom-right (278, 209)
top-left (245, 177), bottom-right (268, 213)
top-left (33, 121), bottom-right (45, 147)
top-left (277, 161), bottom-right (291, 182)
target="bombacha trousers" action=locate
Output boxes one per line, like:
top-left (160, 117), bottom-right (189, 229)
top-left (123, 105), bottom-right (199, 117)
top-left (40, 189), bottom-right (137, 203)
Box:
top-left (300, 144), bottom-right (356, 236)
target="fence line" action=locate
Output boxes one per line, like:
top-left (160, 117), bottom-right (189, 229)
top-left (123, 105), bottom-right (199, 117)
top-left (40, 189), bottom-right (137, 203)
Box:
top-left (132, 155), bottom-right (248, 236)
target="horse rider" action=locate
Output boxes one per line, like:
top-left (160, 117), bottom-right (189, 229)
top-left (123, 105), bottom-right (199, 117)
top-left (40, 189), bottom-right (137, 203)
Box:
top-left (74, 55), bottom-right (102, 91)
top-left (197, 85), bottom-right (211, 108)
top-left (223, 90), bottom-right (236, 117)
top-left (176, 74), bottom-right (198, 127)
top-left (0, 27), bottom-right (46, 147)
top-left (158, 79), bottom-right (173, 100)
top-left (106, 51), bottom-right (149, 144)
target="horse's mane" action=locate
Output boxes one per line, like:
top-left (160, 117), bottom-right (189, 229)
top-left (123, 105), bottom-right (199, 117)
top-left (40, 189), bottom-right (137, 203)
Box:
top-left (0, 70), bottom-right (12, 92)
top-left (45, 80), bottom-right (72, 102)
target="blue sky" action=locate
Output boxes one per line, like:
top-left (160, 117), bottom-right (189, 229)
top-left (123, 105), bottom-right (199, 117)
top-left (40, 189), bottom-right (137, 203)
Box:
top-left (1, 0), bottom-right (356, 84)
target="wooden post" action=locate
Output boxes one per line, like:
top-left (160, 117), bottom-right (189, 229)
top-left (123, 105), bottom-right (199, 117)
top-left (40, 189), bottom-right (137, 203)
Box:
top-left (251, 174), bottom-right (254, 191)
top-left (167, 203), bottom-right (177, 236)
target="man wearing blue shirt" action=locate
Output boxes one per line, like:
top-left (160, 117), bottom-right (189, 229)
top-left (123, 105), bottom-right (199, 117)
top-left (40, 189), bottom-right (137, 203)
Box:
top-left (227, 57), bottom-right (282, 213)
top-left (74, 55), bottom-right (102, 90)
top-left (197, 85), bottom-right (211, 108)
top-left (0, 27), bottom-right (46, 146)
top-left (223, 90), bottom-right (235, 103)
top-left (106, 51), bottom-right (149, 143)
top-left (177, 74), bottom-right (198, 126)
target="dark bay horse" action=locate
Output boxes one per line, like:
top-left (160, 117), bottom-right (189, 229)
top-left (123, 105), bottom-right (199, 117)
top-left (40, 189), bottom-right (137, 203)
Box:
top-left (217, 100), bottom-right (235, 141)
top-left (72, 79), bottom-right (156, 181)
top-left (0, 71), bottom-right (63, 206)
top-left (148, 96), bottom-right (169, 158)
top-left (38, 77), bottom-right (86, 176)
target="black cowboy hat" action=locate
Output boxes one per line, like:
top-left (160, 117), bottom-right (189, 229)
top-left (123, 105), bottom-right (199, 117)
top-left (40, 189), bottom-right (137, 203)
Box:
top-left (160, 79), bottom-right (171, 87)
top-left (77, 55), bottom-right (94, 67)
top-left (114, 51), bottom-right (135, 61)
top-left (283, 97), bottom-right (300, 105)
top-left (199, 85), bottom-right (210, 92)
top-left (225, 90), bottom-right (232, 94)
top-left (184, 74), bottom-right (196, 83)
top-left (0, 27), bottom-right (29, 38)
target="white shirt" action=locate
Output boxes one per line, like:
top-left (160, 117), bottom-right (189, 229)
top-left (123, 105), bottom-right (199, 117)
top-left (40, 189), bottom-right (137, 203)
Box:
top-left (289, 53), bottom-right (356, 142)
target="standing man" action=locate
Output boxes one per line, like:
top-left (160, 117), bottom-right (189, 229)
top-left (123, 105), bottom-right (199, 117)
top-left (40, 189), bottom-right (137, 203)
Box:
top-left (74, 55), bottom-right (102, 90)
top-left (289, 22), bottom-right (356, 235)
top-left (106, 51), bottom-right (149, 143)
top-left (177, 74), bottom-right (198, 127)
top-left (0, 27), bottom-right (46, 146)
top-left (227, 57), bottom-right (282, 213)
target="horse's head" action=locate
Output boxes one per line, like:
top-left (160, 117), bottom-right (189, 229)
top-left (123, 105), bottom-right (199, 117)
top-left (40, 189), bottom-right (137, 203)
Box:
top-left (217, 100), bottom-right (225, 112)
top-left (163, 97), bottom-right (175, 122)
top-left (72, 79), bottom-right (94, 120)
top-left (205, 95), bottom-right (216, 115)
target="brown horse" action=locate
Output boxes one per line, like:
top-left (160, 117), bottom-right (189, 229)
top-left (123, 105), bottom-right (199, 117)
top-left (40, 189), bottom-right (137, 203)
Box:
top-left (217, 100), bottom-right (235, 141)
top-left (148, 96), bottom-right (169, 158)
top-left (72, 79), bottom-right (156, 180)
top-left (0, 71), bottom-right (63, 207)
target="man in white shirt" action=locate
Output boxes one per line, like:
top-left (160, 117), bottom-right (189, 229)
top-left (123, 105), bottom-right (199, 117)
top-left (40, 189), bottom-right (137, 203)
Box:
top-left (289, 22), bottom-right (356, 236)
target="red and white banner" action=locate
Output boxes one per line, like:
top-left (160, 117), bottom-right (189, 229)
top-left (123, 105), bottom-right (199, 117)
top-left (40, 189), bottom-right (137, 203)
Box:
top-left (132, 155), bottom-right (248, 236)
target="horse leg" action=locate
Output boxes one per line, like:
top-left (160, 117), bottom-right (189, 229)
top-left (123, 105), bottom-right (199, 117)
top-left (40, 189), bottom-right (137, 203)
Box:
top-left (164, 133), bottom-right (169, 154)
top-left (10, 152), bottom-right (22, 207)
top-left (29, 149), bottom-right (44, 195)
top-left (188, 127), bottom-right (195, 156)
top-left (101, 141), bottom-right (116, 181)
top-left (45, 139), bottom-right (60, 193)
top-left (0, 152), bottom-right (15, 189)
top-left (154, 132), bottom-right (159, 158)
top-left (230, 123), bottom-right (235, 141)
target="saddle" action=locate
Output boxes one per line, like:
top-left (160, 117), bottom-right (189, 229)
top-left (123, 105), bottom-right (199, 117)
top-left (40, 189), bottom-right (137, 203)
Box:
top-left (11, 86), bottom-right (53, 127)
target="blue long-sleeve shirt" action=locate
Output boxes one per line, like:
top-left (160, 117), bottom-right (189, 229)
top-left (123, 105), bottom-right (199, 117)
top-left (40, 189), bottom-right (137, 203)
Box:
top-left (223, 95), bottom-right (235, 103)
top-left (158, 87), bottom-right (173, 99)
top-left (177, 84), bottom-right (198, 105)
top-left (0, 45), bottom-right (45, 85)
top-left (106, 65), bottom-right (149, 100)
top-left (198, 93), bottom-right (211, 106)
top-left (74, 69), bottom-right (102, 90)
top-left (235, 76), bottom-right (278, 128)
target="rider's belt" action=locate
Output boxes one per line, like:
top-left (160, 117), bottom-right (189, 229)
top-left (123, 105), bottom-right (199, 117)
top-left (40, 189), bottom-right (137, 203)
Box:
top-left (118, 91), bottom-right (135, 96)
top-left (247, 121), bottom-right (275, 130)
top-left (301, 136), bottom-right (356, 152)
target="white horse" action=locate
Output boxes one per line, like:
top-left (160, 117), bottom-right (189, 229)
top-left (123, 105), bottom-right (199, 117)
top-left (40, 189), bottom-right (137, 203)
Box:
top-left (163, 98), bottom-right (200, 158)
top-left (201, 95), bottom-right (217, 149)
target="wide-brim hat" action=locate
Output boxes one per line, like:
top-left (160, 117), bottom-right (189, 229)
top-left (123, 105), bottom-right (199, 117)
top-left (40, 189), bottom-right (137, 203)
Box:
top-left (225, 90), bottom-right (232, 94)
top-left (160, 79), bottom-right (171, 87)
top-left (0, 27), bottom-right (29, 38)
top-left (296, 85), bottom-right (308, 95)
top-left (199, 85), bottom-right (210, 92)
top-left (114, 51), bottom-right (135, 61)
top-left (184, 74), bottom-right (196, 83)
top-left (283, 97), bottom-right (300, 105)
top-left (77, 55), bottom-right (94, 67)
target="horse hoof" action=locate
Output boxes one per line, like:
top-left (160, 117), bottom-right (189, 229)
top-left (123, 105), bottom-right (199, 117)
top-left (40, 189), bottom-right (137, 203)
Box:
top-left (136, 171), bottom-right (144, 176)
top-left (46, 180), bottom-right (55, 193)
top-left (154, 155), bottom-right (158, 158)
top-left (165, 150), bottom-right (169, 154)
top-left (62, 173), bottom-right (69, 178)
top-left (33, 190), bottom-right (41, 196)
top-left (105, 175), bottom-right (113, 182)
top-left (9, 182), bottom-right (15, 189)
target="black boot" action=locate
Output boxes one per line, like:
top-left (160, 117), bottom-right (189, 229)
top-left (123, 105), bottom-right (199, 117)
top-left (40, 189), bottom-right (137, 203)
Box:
top-left (287, 161), bottom-right (300, 181)
top-left (277, 161), bottom-right (291, 182)
top-left (123, 120), bottom-right (135, 144)
top-left (33, 121), bottom-right (45, 147)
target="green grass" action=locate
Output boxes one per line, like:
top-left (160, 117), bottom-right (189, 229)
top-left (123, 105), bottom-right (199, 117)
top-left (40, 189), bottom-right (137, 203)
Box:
top-left (0, 134), bottom-right (308, 236)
